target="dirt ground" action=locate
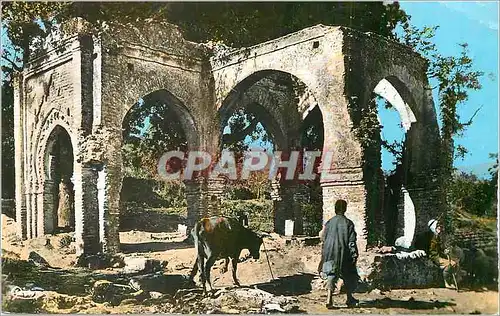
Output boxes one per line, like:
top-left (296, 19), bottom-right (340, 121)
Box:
top-left (2, 214), bottom-right (499, 314)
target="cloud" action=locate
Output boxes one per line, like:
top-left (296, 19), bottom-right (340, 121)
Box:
top-left (439, 1), bottom-right (499, 31)
top-left (486, 20), bottom-right (499, 30)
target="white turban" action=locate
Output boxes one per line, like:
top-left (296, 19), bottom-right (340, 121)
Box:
top-left (428, 219), bottom-right (438, 234)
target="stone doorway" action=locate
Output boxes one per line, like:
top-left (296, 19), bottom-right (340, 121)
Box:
top-left (44, 125), bottom-right (75, 233)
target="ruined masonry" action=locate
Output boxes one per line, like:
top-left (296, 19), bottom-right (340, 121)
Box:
top-left (14, 19), bottom-right (442, 257)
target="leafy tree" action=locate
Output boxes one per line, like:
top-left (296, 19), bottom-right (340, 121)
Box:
top-left (167, 2), bottom-right (406, 47)
top-left (449, 163), bottom-right (497, 217)
top-left (122, 97), bottom-right (188, 179)
top-left (222, 108), bottom-right (272, 153)
top-left (397, 23), bottom-right (484, 174)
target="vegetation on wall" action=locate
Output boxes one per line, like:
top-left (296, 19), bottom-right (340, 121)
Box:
top-left (395, 20), bottom-right (491, 233)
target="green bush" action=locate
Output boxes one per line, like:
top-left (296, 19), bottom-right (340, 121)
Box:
top-left (121, 177), bottom-right (186, 208)
top-left (450, 172), bottom-right (497, 217)
top-left (153, 181), bottom-right (187, 208)
top-left (220, 199), bottom-right (273, 232)
top-left (302, 202), bottom-right (322, 236)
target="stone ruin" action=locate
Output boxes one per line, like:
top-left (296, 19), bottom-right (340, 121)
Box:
top-left (13, 18), bottom-right (442, 263)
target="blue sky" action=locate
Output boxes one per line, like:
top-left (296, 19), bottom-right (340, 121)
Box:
top-left (395, 1), bottom-right (499, 177)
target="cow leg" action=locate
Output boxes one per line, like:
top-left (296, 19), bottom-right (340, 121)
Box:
top-left (231, 257), bottom-right (241, 286)
top-left (204, 255), bottom-right (217, 293)
top-left (188, 257), bottom-right (198, 285)
top-left (222, 258), bottom-right (229, 273)
top-left (198, 256), bottom-right (207, 293)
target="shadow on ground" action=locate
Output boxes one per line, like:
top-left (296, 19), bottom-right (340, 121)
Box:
top-left (130, 273), bottom-right (192, 294)
top-left (252, 273), bottom-right (315, 296)
top-left (120, 240), bottom-right (194, 253)
top-left (3, 258), bottom-right (116, 296)
top-left (3, 257), bottom-right (193, 296)
top-left (355, 297), bottom-right (457, 310)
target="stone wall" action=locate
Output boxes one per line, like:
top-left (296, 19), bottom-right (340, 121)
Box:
top-left (455, 230), bottom-right (498, 255)
top-left (367, 254), bottom-right (443, 290)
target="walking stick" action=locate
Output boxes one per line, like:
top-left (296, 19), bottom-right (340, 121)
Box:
top-left (262, 239), bottom-right (275, 280)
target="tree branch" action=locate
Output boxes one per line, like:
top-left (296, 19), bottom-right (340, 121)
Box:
top-left (2, 56), bottom-right (22, 72)
top-left (223, 117), bottom-right (260, 144)
top-left (461, 105), bottom-right (483, 128)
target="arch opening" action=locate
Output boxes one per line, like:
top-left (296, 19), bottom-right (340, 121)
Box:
top-left (119, 89), bottom-right (198, 250)
top-left (219, 70), bottom-right (325, 235)
top-left (368, 77), bottom-right (418, 247)
top-left (43, 125), bottom-right (75, 234)
top-left (300, 104), bottom-right (325, 236)
top-left (218, 72), bottom-right (296, 204)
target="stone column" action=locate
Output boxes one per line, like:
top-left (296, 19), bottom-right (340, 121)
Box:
top-left (25, 184), bottom-right (33, 239)
top-left (74, 163), bottom-right (100, 256)
top-left (321, 168), bottom-right (367, 252)
top-left (270, 180), bottom-right (283, 234)
top-left (206, 176), bottom-right (225, 217)
top-left (390, 82), bottom-right (442, 244)
top-left (57, 180), bottom-right (73, 228)
top-left (31, 183), bottom-right (39, 237)
top-left (13, 74), bottom-right (27, 239)
top-left (402, 86), bottom-right (443, 238)
top-left (185, 178), bottom-right (206, 234)
top-left (314, 74), bottom-right (370, 251)
top-left (293, 183), bottom-right (309, 235)
top-left (99, 162), bottom-right (122, 254)
top-left (37, 181), bottom-right (45, 236)
top-left (42, 179), bottom-right (56, 234)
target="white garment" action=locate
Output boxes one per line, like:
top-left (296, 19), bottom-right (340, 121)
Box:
top-left (428, 219), bottom-right (438, 235)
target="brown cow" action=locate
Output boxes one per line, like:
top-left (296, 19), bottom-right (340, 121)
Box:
top-left (188, 216), bottom-right (263, 293)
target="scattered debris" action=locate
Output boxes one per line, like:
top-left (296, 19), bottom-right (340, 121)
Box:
top-left (149, 291), bottom-right (164, 299)
top-left (370, 288), bottom-right (384, 295)
top-left (402, 295), bottom-right (415, 302)
top-left (27, 251), bottom-right (50, 268)
top-left (9, 285), bottom-right (46, 300)
top-left (91, 279), bottom-right (148, 306)
top-left (122, 256), bottom-right (167, 274)
top-left (263, 303), bottom-right (285, 312)
top-left (44, 238), bottom-right (54, 250)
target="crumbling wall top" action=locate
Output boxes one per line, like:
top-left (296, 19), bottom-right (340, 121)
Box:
top-left (340, 26), bottom-right (428, 80)
top-left (210, 24), bottom-right (428, 75)
top-left (99, 19), bottom-right (209, 60)
top-left (26, 17), bottom-right (210, 72)
top-left (210, 24), bottom-right (341, 70)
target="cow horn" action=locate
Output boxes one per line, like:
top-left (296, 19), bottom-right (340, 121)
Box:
top-left (256, 231), bottom-right (271, 238)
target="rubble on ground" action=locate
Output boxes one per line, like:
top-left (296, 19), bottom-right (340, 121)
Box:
top-left (122, 256), bottom-right (168, 274)
top-left (27, 251), bottom-right (51, 268)
top-left (171, 287), bottom-right (300, 314)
